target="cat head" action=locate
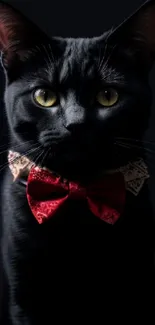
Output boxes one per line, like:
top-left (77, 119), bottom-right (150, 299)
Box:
top-left (0, 0), bottom-right (155, 181)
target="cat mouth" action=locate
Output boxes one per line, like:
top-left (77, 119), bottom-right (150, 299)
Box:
top-left (49, 144), bottom-right (94, 162)
top-left (42, 142), bottom-right (99, 179)
top-left (46, 138), bottom-right (95, 159)
top-left (56, 150), bottom-right (89, 163)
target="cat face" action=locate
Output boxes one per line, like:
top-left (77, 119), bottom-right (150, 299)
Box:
top-left (0, 1), bottom-right (155, 180)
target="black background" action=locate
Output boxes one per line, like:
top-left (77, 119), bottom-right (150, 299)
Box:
top-left (0, 0), bottom-right (155, 207)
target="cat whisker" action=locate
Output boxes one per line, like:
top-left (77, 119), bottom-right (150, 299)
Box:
top-left (115, 140), bottom-right (143, 151)
top-left (0, 146), bottom-right (40, 173)
top-left (104, 44), bottom-right (118, 67)
top-left (48, 43), bottom-right (55, 66)
top-left (36, 149), bottom-right (47, 167)
top-left (115, 136), bottom-right (155, 146)
top-left (98, 44), bottom-right (117, 73)
top-left (97, 42), bottom-right (108, 72)
top-left (0, 140), bottom-right (35, 155)
top-left (39, 147), bottom-right (51, 167)
top-left (0, 130), bottom-right (32, 139)
top-left (42, 43), bottom-right (54, 70)
top-left (114, 140), bottom-right (155, 155)
top-left (97, 30), bottom-right (114, 72)
top-left (32, 149), bottom-right (45, 167)
top-left (114, 143), bottom-right (154, 169)
top-left (114, 141), bottom-right (155, 168)
top-left (0, 140), bottom-right (33, 154)
top-left (34, 44), bottom-right (52, 72)
top-left (114, 141), bottom-right (131, 150)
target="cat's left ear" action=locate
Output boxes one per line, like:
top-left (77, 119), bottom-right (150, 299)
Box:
top-left (0, 1), bottom-right (48, 70)
top-left (107, 0), bottom-right (155, 71)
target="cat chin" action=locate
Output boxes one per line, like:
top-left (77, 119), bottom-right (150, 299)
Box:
top-left (42, 151), bottom-right (138, 183)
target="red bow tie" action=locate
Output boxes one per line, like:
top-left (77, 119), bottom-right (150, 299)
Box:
top-left (26, 167), bottom-right (126, 225)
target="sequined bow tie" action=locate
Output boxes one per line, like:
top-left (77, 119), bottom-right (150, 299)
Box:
top-left (26, 166), bottom-right (126, 225)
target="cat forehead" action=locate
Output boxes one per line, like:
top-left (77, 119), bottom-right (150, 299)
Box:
top-left (63, 39), bottom-right (97, 64)
top-left (60, 34), bottom-right (108, 57)
top-left (50, 36), bottom-right (107, 81)
top-left (57, 40), bottom-right (97, 83)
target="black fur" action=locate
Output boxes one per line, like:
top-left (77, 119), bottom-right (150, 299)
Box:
top-left (1, 1), bottom-right (155, 323)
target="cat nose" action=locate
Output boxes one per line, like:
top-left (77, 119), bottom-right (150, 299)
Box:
top-left (63, 105), bottom-right (86, 132)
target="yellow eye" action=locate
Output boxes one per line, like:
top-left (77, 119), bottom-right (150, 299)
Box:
top-left (97, 88), bottom-right (119, 107)
top-left (33, 89), bottom-right (57, 107)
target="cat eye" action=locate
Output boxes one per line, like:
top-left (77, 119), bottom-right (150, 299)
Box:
top-left (33, 88), bottom-right (57, 107)
top-left (97, 88), bottom-right (119, 107)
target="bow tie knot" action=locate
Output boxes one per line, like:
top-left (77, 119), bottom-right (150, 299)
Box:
top-left (68, 182), bottom-right (87, 199)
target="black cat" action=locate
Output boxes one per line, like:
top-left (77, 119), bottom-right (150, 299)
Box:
top-left (1, 1), bottom-right (155, 324)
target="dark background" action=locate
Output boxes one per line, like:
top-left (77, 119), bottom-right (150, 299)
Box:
top-left (0, 0), bottom-right (155, 318)
top-left (1, 0), bottom-right (155, 208)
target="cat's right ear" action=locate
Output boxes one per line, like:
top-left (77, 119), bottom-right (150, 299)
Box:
top-left (106, 0), bottom-right (155, 72)
top-left (0, 1), bottom-right (47, 70)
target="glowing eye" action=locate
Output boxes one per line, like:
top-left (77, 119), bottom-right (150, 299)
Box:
top-left (97, 88), bottom-right (119, 107)
top-left (33, 89), bottom-right (57, 107)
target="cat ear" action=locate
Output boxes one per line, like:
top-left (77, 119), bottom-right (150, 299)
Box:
top-left (107, 0), bottom-right (155, 70)
top-left (0, 1), bottom-right (47, 69)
